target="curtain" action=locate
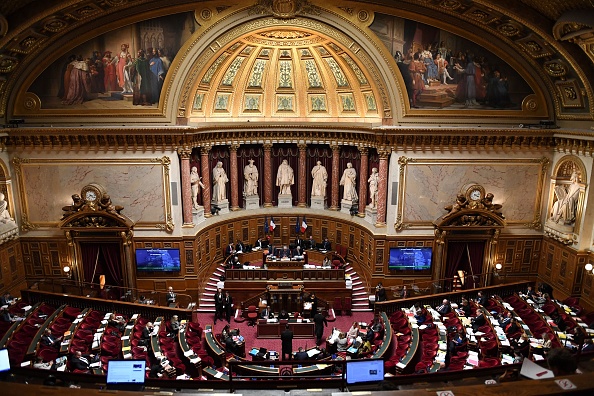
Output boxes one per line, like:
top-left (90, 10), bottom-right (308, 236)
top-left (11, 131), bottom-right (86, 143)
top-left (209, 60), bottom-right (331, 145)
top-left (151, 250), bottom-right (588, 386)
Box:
top-left (444, 241), bottom-right (467, 292)
top-left (466, 241), bottom-right (485, 289)
top-left (80, 243), bottom-right (100, 284)
top-left (101, 243), bottom-right (122, 287)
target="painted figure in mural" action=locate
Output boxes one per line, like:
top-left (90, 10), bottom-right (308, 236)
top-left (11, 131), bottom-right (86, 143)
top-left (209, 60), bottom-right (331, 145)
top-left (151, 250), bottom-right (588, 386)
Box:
top-left (149, 48), bottom-right (165, 103)
top-left (423, 48), bottom-right (438, 82)
top-left (117, 44), bottom-right (132, 89)
top-left (435, 53), bottom-right (453, 85)
top-left (212, 162), bottom-right (229, 202)
top-left (103, 51), bottom-right (118, 92)
top-left (276, 160), bottom-right (294, 195)
top-left (62, 56), bottom-right (91, 105)
top-left (368, 167), bottom-right (379, 209)
top-left (551, 171), bottom-right (581, 226)
top-left (395, 51), bottom-right (413, 106)
top-left (409, 52), bottom-right (427, 108)
top-left (340, 162), bottom-right (358, 201)
top-left (132, 49), bottom-right (156, 106)
top-left (191, 166), bottom-right (205, 209)
top-left (243, 159), bottom-right (259, 197)
top-left (311, 161), bottom-right (328, 198)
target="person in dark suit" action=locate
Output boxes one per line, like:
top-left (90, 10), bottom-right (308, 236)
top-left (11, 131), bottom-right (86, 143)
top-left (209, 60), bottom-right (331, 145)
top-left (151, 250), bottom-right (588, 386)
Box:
top-left (140, 322), bottom-right (154, 347)
top-left (235, 240), bottom-right (245, 253)
top-left (278, 310), bottom-right (289, 320)
top-left (476, 291), bottom-right (488, 306)
top-left (458, 299), bottom-right (472, 317)
top-left (294, 347), bottom-right (308, 361)
top-left (321, 238), bottom-right (331, 251)
top-left (313, 311), bottom-right (327, 345)
top-left (436, 299), bottom-right (451, 315)
top-left (225, 242), bottom-right (235, 256)
top-left (70, 350), bottom-right (96, 371)
top-left (108, 313), bottom-right (126, 333)
top-left (471, 311), bottom-right (486, 332)
top-left (307, 235), bottom-right (316, 250)
top-left (214, 288), bottom-right (224, 324)
top-left (500, 312), bottom-right (513, 328)
top-left (166, 286), bottom-right (176, 305)
top-left (281, 324), bottom-right (294, 360)
top-left (525, 286), bottom-right (537, 299)
top-left (223, 291), bottom-right (233, 323)
top-left (505, 318), bottom-right (520, 336)
top-left (375, 283), bottom-right (387, 302)
top-left (280, 245), bottom-right (291, 258)
top-left (0, 293), bottom-right (14, 306)
top-left (40, 328), bottom-right (62, 349)
top-left (169, 315), bottom-right (181, 336)
top-left (400, 285), bottom-right (409, 299)
top-left (294, 236), bottom-right (304, 249)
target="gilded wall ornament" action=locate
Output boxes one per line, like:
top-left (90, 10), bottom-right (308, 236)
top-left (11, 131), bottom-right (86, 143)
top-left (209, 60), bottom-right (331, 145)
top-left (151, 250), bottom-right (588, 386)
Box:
top-left (543, 60), bottom-right (567, 77)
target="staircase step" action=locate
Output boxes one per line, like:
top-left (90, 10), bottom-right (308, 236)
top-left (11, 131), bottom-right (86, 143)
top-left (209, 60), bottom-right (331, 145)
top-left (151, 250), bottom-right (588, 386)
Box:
top-left (352, 308), bottom-right (373, 312)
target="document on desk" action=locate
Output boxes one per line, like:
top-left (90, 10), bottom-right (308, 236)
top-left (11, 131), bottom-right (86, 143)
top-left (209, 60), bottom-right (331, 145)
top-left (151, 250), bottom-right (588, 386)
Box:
top-left (307, 349), bottom-right (320, 357)
top-left (520, 357), bottom-right (553, 379)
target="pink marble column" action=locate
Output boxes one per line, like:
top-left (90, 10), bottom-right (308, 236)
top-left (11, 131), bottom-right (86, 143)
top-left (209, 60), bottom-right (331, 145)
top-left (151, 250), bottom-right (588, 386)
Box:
top-left (376, 148), bottom-right (390, 227)
top-left (297, 143), bottom-right (307, 207)
top-left (357, 147), bottom-right (369, 217)
top-left (200, 146), bottom-right (212, 217)
top-left (263, 143), bottom-right (273, 207)
top-left (330, 145), bottom-right (340, 210)
top-left (229, 144), bottom-right (240, 211)
top-left (178, 147), bottom-right (193, 225)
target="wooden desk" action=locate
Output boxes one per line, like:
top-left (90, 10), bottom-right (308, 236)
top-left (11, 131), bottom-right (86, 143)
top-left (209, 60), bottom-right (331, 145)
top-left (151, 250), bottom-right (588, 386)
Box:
top-left (256, 320), bottom-right (315, 339)
top-left (60, 308), bottom-right (90, 354)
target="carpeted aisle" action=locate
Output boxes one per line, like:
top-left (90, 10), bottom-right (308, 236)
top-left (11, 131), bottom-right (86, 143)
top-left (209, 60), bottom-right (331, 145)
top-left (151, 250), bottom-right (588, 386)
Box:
top-left (195, 311), bottom-right (376, 356)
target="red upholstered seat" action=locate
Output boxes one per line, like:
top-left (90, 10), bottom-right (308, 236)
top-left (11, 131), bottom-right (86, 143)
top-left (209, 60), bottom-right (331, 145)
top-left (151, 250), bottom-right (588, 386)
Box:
top-left (343, 297), bottom-right (352, 316)
top-left (333, 298), bottom-right (343, 315)
top-left (246, 305), bottom-right (258, 327)
top-left (478, 357), bottom-right (501, 368)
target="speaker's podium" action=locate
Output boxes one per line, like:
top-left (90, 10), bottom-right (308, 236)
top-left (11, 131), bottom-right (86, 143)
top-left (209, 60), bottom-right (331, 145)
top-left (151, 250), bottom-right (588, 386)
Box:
top-left (266, 281), bottom-right (303, 314)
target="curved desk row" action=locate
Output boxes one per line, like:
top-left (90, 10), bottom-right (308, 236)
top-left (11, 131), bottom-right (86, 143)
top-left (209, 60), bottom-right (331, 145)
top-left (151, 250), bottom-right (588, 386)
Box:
top-left (0, 302), bottom-right (42, 348)
top-left (27, 304), bottom-right (67, 357)
top-left (59, 308), bottom-right (90, 354)
top-left (372, 312), bottom-right (394, 359)
top-left (178, 320), bottom-right (202, 376)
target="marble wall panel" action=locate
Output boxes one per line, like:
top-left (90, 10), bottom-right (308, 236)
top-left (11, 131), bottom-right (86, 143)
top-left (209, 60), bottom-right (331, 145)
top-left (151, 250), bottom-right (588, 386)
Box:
top-left (401, 160), bottom-right (544, 225)
top-left (18, 158), bottom-right (168, 226)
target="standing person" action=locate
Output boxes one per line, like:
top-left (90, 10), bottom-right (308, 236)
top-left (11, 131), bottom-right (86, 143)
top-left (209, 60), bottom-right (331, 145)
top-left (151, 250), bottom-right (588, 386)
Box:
top-left (169, 315), bottom-right (181, 336)
top-left (281, 324), bottom-right (294, 360)
top-left (375, 283), bottom-right (387, 302)
top-left (212, 161), bottom-right (228, 202)
top-left (102, 51), bottom-right (118, 91)
top-left (409, 52), bottom-right (427, 108)
top-left (223, 291), bottom-right (233, 323)
top-left (149, 48), bottom-right (164, 102)
top-left (311, 160), bottom-right (328, 198)
top-left (435, 53), bottom-right (453, 85)
top-left (276, 160), bottom-right (294, 195)
top-left (132, 49), bottom-right (154, 105)
top-left (313, 311), bottom-right (327, 345)
top-left (214, 288), bottom-right (224, 324)
top-left (308, 235), bottom-right (316, 250)
top-left (62, 56), bottom-right (91, 105)
top-left (166, 286), bottom-right (176, 305)
top-left (368, 167), bottom-right (379, 208)
top-left (243, 159), bottom-right (259, 197)
top-left (116, 43), bottom-right (132, 90)
top-left (190, 166), bottom-right (205, 209)
top-left (340, 162), bottom-right (358, 201)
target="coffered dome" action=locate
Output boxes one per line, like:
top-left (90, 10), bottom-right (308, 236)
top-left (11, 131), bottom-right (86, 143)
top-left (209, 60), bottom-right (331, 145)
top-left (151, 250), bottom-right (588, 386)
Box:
top-left (189, 24), bottom-right (385, 123)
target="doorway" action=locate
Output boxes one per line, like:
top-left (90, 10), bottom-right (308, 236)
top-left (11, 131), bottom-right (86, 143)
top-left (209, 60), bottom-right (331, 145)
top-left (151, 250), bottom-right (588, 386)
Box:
top-left (444, 241), bottom-right (486, 291)
top-left (79, 242), bottom-right (123, 288)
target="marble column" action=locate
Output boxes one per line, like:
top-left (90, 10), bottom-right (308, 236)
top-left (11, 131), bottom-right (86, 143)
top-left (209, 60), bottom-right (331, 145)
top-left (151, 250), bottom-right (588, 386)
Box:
top-left (200, 146), bottom-right (212, 217)
top-left (229, 144), bottom-right (240, 211)
top-left (376, 147), bottom-right (390, 227)
top-left (297, 143), bottom-right (307, 207)
top-left (330, 145), bottom-right (340, 210)
top-left (178, 147), bottom-right (194, 226)
top-left (263, 143), bottom-right (273, 207)
top-left (357, 147), bottom-right (369, 217)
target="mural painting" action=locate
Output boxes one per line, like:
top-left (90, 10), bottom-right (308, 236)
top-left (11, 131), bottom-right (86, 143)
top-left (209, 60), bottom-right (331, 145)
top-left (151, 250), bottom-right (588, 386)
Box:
top-left (29, 12), bottom-right (198, 109)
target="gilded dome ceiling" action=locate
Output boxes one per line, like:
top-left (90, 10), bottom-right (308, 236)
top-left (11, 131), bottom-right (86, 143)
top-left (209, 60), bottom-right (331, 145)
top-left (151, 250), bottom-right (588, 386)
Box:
top-left (189, 26), bottom-right (384, 122)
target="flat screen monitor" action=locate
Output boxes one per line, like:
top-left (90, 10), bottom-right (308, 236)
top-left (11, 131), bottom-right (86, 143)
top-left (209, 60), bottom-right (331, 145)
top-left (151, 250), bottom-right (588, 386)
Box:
top-left (106, 359), bottom-right (146, 391)
top-left (346, 359), bottom-right (384, 384)
top-left (0, 349), bottom-right (9, 372)
top-left (135, 248), bottom-right (181, 272)
top-left (389, 247), bottom-right (432, 270)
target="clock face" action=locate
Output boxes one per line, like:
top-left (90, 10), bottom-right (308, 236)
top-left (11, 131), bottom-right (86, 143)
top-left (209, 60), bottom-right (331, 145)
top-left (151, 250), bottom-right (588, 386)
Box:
top-left (85, 190), bottom-right (97, 202)
top-left (469, 189), bottom-right (482, 201)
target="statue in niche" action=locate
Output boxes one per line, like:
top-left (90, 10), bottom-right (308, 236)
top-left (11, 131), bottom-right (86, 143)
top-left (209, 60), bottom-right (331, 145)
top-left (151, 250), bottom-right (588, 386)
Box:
top-left (243, 159), bottom-right (259, 197)
top-left (190, 166), bottom-right (205, 209)
top-left (0, 193), bottom-right (15, 224)
top-left (551, 170), bottom-right (581, 226)
top-left (212, 161), bottom-right (228, 202)
top-left (276, 159), bottom-right (294, 195)
top-left (311, 160), bottom-right (328, 198)
top-left (368, 167), bottom-right (379, 209)
top-left (340, 162), bottom-right (358, 201)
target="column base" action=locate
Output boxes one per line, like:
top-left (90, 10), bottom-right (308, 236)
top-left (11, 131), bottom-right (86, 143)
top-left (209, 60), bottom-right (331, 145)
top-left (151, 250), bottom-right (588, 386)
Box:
top-left (244, 195), bottom-right (260, 210)
top-left (364, 206), bottom-right (377, 225)
top-left (192, 206), bottom-right (205, 225)
top-left (297, 202), bottom-right (307, 208)
top-left (340, 199), bottom-right (358, 215)
top-left (374, 221), bottom-right (387, 228)
top-left (263, 203), bottom-right (274, 208)
top-left (211, 199), bottom-right (229, 215)
top-left (278, 194), bottom-right (293, 208)
top-left (329, 205), bottom-right (339, 211)
top-left (310, 196), bottom-right (326, 210)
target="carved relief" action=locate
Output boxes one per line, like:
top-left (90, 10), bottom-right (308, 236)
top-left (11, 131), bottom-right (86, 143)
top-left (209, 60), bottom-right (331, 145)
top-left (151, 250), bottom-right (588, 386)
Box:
top-left (555, 79), bottom-right (584, 108)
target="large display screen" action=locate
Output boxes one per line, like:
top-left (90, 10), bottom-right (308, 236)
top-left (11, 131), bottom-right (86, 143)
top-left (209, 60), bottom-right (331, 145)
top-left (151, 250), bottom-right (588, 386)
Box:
top-left (106, 359), bottom-right (146, 390)
top-left (135, 248), bottom-right (181, 272)
top-left (388, 247), bottom-right (432, 270)
top-left (346, 359), bottom-right (384, 384)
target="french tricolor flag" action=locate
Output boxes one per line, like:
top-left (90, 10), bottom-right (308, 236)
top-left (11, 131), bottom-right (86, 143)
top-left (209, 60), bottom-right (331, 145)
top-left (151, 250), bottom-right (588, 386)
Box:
top-left (269, 217), bottom-right (276, 232)
top-left (300, 216), bottom-right (308, 233)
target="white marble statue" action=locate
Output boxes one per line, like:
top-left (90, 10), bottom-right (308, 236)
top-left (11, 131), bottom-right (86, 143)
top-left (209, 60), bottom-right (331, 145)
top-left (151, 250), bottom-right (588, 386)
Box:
top-left (243, 159), bottom-right (259, 197)
top-left (212, 161), bottom-right (229, 202)
top-left (551, 170), bottom-right (581, 225)
top-left (340, 162), bottom-right (358, 201)
top-left (190, 166), bottom-right (205, 209)
top-left (368, 167), bottom-right (379, 209)
top-left (276, 159), bottom-right (294, 195)
top-left (0, 193), bottom-right (14, 224)
top-left (311, 160), bottom-right (328, 198)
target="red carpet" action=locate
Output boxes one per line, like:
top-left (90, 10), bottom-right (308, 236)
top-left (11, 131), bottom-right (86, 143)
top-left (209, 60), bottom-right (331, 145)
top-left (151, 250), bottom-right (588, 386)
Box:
top-left (194, 311), bottom-right (374, 355)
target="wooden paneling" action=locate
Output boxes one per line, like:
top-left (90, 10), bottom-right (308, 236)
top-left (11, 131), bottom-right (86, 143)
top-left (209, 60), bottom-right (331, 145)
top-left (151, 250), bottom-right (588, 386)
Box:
top-left (20, 239), bottom-right (70, 279)
top-left (0, 239), bottom-right (25, 296)
top-left (538, 238), bottom-right (581, 298)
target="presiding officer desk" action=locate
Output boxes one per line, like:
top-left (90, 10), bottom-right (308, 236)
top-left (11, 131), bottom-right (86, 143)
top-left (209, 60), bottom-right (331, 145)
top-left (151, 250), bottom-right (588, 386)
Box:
top-left (256, 318), bottom-right (315, 338)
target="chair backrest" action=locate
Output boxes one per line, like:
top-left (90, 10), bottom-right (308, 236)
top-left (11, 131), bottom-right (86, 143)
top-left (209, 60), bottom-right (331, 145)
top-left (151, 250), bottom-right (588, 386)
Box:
top-left (334, 297), bottom-right (342, 309)
top-left (248, 305), bottom-right (257, 312)
top-left (344, 297), bottom-right (352, 309)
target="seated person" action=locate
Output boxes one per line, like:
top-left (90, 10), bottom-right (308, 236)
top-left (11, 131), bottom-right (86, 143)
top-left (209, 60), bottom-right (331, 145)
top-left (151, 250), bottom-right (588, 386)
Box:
top-left (458, 299), bottom-right (472, 317)
top-left (358, 339), bottom-right (373, 356)
top-left (292, 246), bottom-right (303, 258)
top-left (511, 333), bottom-right (530, 357)
top-left (169, 315), bottom-right (182, 336)
top-left (412, 303), bottom-right (427, 324)
top-left (436, 299), bottom-right (451, 315)
top-left (541, 332), bottom-right (552, 350)
top-left (0, 293), bottom-right (14, 307)
top-left (346, 321), bottom-right (360, 340)
top-left (504, 318), bottom-right (520, 336)
top-left (322, 257), bottom-right (331, 268)
top-left (278, 310), bottom-right (289, 320)
top-left (229, 255), bottom-right (240, 269)
top-left (316, 347), bottom-right (331, 360)
top-left (221, 324), bottom-right (231, 340)
top-left (150, 357), bottom-right (176, 378)
top-left (0, 307), bottom-right (22, 322)
top-left (500, 312), bottom-right (513, 327)
top-left (70, 350), bottom-right (97, 371)
top-left (307, 236), bottom-right (316, 250)
top-left (224, 334), bottom-right (238, 355)
top-left (336, 332), bottom-right (349, 352)
top-left (475, 291), bottom-right (488, 306)
top-left (448, 329), bottom-right (467, 355)
top-left (321, 238), bottom-right (331, 251)
top-left (235, 240), bottom-right (245, 253)
top-left (108, 313), bottom-right (126, 333)
top-left (40, 328), bottom-right (62, 349)
top-left (551, 312), bottom-right (567, 332)
top-left (294, 346), bottom-right (308, 361)
top-left (280, 246), bottom-right (291, 259)
top-left (471, 311), bottom-right (486, 332)
top-left (582, 338), bottom-right (594, 353)
top-left (33, 356), bottom-right (53, 370)
top-left (140, 322), bottom-right (154, 347)
top-left (525, 285), bottom-right (537, 299)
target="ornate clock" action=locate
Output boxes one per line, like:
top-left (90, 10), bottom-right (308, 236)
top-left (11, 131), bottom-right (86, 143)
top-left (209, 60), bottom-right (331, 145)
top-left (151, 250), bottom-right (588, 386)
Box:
top-left (81, 183), bottom-right (106, 206)
top-left (462, 183), bottom-right (485, 204)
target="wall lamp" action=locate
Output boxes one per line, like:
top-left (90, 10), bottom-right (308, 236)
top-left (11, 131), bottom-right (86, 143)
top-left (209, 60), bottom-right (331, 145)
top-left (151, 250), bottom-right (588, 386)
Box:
top-left (63, 265), bottom-right (72, 278)
top-left (494, 263), bottom-right (503, 277)
top-left (585, 263), bottom-right (594, 275)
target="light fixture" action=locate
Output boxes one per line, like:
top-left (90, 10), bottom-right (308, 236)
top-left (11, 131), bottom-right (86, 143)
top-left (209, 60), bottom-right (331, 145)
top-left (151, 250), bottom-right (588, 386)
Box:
top-left (63, 265), bottom-right (71, 279)
top-left (495, 263), bottom-right (503, 271)
top-left (585, 263), bottom-right (593, 272)
top-left (63, 265), bottom-right (70, 273)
